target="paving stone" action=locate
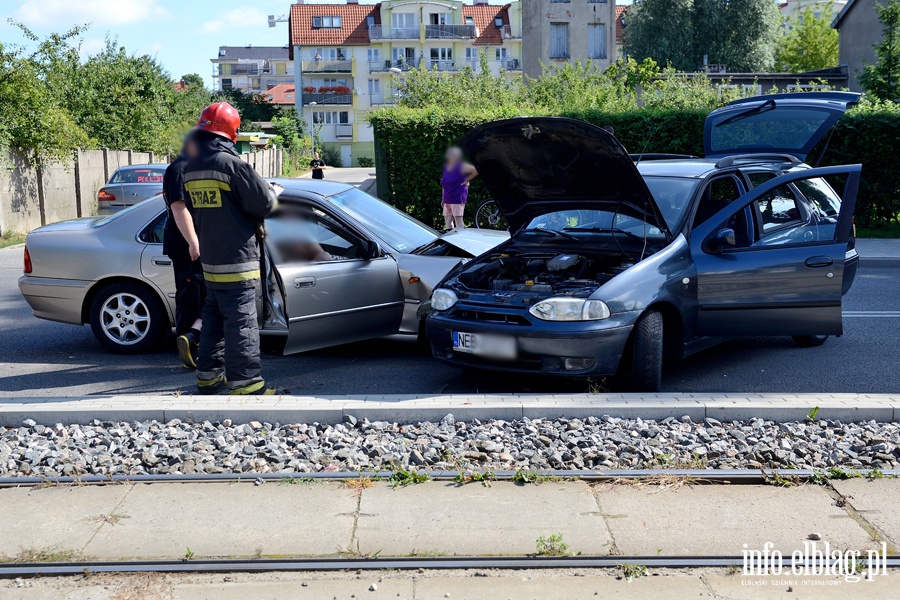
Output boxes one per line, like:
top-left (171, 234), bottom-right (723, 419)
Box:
top-left (355, 481), bottom-right (611, 556)
top-left (831, 479), bottom-right (900, 547)
top-left (595, 484), bottom-right (875, 556)
top-left (82, 482), bottom-right (356, 560)
top-left (0, 486), bottom-right (129, 558)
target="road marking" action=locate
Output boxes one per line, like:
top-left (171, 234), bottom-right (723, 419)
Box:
top-left (843, 311), bottom-right (900, 318)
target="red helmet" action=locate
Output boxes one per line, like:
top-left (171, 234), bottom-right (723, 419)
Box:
top-left (197, 102), bottom-right (240, 142)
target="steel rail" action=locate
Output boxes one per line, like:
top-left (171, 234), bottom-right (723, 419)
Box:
top-left (0, 468), bottom-right (896, 488)
top-left (3, 555), bottom-right (899, 577)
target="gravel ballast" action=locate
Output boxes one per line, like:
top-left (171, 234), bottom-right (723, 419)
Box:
top-left (2, 414), bottom-right (899, 477)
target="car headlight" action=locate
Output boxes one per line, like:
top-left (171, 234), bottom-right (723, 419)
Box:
top-left (432, 288), bottom-right (459, 311)
top-left (529, 298), bottom-right (611, 321)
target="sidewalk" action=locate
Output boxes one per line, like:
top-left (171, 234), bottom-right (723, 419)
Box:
top-left (2, 393), bottom-right (897, 427)
top-left (855, 238), bottom-right (900, 266)
top-left (1, 478), bottom-right (893, 561)
top-left (294, 167), bottom-right (376, 195)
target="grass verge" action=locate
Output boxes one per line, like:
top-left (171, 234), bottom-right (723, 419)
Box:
top-left (0, 232), bottom-right (25, 249)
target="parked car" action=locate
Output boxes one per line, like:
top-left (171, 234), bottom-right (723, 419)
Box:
top-left (97, 164), bottom-right (168, 214)
top-left (19, 179), bottom-right (508, 353)
top-left (426, 92), bottom-right (861, 391)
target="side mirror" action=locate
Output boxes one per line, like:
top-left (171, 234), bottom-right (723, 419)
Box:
top-left (708, 228), bottom-right (736, 254)
top-left (362, 239), bottom-right (381, 259)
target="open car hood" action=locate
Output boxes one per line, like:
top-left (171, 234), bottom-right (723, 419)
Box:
top-left (704, 91), bottom-right (860, 161)
top-left (457, 118), bottom-right (668, 235)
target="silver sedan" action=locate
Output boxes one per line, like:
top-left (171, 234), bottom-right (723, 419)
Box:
top-left (19, 179), bottom-right (507, 354)
top-left (97, 164), bottom-right (168, 215)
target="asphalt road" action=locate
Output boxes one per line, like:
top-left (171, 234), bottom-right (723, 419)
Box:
top-left (1, 244), bottom-right (898, 397)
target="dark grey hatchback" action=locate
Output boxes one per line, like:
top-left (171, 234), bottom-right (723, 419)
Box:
top-left (426, 92), bottom-right (861, 391)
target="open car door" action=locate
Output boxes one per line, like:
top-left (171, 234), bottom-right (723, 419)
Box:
top-left (690, 165), bottom-right (860, 337)
top-left (267, 205), bottom-right (404, 354)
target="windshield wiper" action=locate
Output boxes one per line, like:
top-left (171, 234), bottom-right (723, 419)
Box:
top-left (522, 228), bottom-right (581, 242)
top-left (565, 227), bottom-right (646, 242)
top-left (715, 98), bottom-right (776, 128)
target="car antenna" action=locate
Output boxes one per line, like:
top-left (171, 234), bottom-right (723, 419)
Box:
top-left (634, 121), bottom-right (663, 167)
top-left (813, 124), bottom-right (838, 168)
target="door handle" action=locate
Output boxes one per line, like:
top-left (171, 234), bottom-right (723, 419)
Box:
top-left (152, 257), bottom-right (172, 266)
top-left (804, 256), bottom-right (834, 268)
top-left (294, 276), bottom-right (316, 288)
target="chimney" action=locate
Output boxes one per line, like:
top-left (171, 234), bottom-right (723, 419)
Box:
top-left (474, 0), bottom-right (488, 4)
top-left (347, 0), bottom-right (358, 3)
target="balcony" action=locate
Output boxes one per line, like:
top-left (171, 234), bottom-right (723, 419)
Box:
top-left (216, 63), bottom-right (259, 76)
top-left (335, 124), bottom-right (353, 139)
top-left (427, 60), bottom-right (457, 72)
top-left (368, 25), bottom-right (420, 40)
top-left (424, 24), bottom-right (476, 39)
top-left (302, 60), bottom-right (352, 73)
top-left (500, 25), bottom-right (518, 39)
top-left (501, 58), bottom-right (521, 70)
top-left (368, 93), bottom-right (395, 105)
top-left (303, 93), bottom-right (353, 105)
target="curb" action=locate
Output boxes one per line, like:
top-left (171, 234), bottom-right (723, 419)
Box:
top-left (1, 393), bottom-right (897, 426)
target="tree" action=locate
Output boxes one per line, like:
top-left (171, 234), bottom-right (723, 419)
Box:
top-left (180, 73), bottom-right (205, 89)
top-left (775, 3), bottom-right (839, 72)
top-left (623, 0), bottom-right (695, 71)
top-left (625, 0), bottom-right (781, 72)
top-left (859, 0), bottom-right (900, 101)
top-left (212, 88), bottom-right (282, 123)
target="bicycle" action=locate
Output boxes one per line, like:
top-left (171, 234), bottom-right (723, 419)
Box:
top-left (474, 198), bottom-right (508, 231)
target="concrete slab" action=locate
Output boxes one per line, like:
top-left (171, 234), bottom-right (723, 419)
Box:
top-left (706, 573), bottom-right (898, 598)
top-left (173, 579), bottom-right (416, 600)
top-left (414, 572), bottom-right (712, 599)
top-left (831, 479), bottom-right (900, 547)
top-left (595, 484), bottom-right (876, 556)
top-left (0, 485), bottom-right (129, 559)
top-left (355, 481), bottom-right (611, 556)
top-left (82, 482), bottom-right (357, 560)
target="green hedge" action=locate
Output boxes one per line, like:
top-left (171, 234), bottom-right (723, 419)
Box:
top-left (369, 107), bottom-right (899, 229)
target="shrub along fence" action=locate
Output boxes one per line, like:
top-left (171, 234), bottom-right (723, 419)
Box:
top-left (370, 107), bottom-right (900, 230)
top-left (0, 146), bottom-right (283, 236)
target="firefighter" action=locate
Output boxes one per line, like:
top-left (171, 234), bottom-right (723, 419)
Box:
top-left (162, 131), bottom-right (204, 369)
top-left (183, 102), bottom-right (280, 395)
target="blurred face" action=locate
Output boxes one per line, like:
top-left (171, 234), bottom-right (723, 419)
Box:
top-left (445, 147), bottom-right (462, 165)
top-left (183, 137), bottom-right (198, 159)
top-left (314, 152), bottom-right (320, 160)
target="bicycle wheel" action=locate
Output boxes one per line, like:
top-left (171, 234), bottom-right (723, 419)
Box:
top-left (475, 199), bottom-right (508, 231)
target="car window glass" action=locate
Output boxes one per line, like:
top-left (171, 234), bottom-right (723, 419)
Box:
top-left (746, 172), bottom-right (777, 188)
top-left (693, 176), bottom-right (742, 228)
top-left (642, 176), bottom-right (700, 230)
top-left (138, 213), bottom-right (166, 244)
top-left (110, 168), bottom-right (166, 184)
top-left (325, 187), bottom-right (437, 253)
top-left (527, 210), bottom-right (666, 238)
top-left (266, 209), bottom-right (361, 264)
top-left (756, 184), bottom-right (802, 234)
top-left (794, 177), bottom-right (841, 218)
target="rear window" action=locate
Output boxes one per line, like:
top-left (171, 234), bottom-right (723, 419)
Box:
top-left (708, 107), bottom-right (835, 156)
top-left (110, 167), bottom-right (166, 184)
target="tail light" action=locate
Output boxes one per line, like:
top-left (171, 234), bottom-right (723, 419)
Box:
top-left (97, 190), bottom-right (116, 205)
top-left (849, 217), bottom-right (857, 250)
top-left (23, 245), bottom-right (32, 274)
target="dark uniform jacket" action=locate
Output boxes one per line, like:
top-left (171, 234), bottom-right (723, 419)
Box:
top-left (161, 154), bottom-right (189, 258)
top-left (183, 135), bottom-right (277, 289)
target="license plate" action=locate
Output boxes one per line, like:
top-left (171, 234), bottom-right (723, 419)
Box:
top-left (452, 331), bottom-right (517, 360)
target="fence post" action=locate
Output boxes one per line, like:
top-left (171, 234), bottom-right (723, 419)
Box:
top-left (35, 158), bottom-right (46, 227)
top-left (102, 147), bottom-right (110, 182)
top-left (148, 151), bottom-right (155, 164)
top-left (73, 151), bottom-right (82, 219)
top-left (127, 150), bottom-right (133, 166)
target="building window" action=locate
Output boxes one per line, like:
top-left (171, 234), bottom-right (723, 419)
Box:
top-left (551, 0), bottom-right (570, 3)
top-left (313, 16), bottom-right (342, 29)
top-left (587, 0), bottom-right (607, 3)
top-left (465, 16), bottom-right (474, 26)
top-left (221, 78), bottom-right (233, 90)
top-left (429, 13), bottom-right (450, 25)
top-left (550, 23), bottom-right (569, 59)
top-left (495, 47), bottom-right (509, 61)
top-left (312, 111), bottom-right (350, 124)
top-left (367, 48), bottom-right (381, 64)
top-left (587, 24), bottom-right (607, 59)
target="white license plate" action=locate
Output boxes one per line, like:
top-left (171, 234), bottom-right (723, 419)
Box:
top-left (452, 331), bottom-right (517, 360)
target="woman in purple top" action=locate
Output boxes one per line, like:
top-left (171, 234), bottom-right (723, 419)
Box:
top-left (440, 146), bottom-right (478, 229)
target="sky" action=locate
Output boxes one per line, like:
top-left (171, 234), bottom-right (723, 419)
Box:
top-left (0, 0), bottom-right (522, 86)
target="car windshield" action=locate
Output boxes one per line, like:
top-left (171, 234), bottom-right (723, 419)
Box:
top-left (524, 176), bottom-right (698, 234)
top-left (110, 167), bottom-right (166, 184)
top-left (324, 187), bottom-right (438, 253)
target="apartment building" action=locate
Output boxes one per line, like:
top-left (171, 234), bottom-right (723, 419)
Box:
top-left (779, 0), bottom-right (847, 20)
top-left (211, 46), bottom-right (294, 93)
top-left (522, 0), bottom-right (617, 79)
top-left (288, 0), bottom-right (522, 167)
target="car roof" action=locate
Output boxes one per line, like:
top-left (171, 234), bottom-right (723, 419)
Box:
top-left (636, 159), bottom-right (720, 179)
top-left (268, 178), bottom-right (356, 198)
top-left (114, 164), bottom-right (168, 171)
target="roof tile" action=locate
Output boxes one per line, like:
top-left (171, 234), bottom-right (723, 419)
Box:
top-left (289, 3), bottom-right (377, 52)
top-left (463, 4), bottom-right (510, 45)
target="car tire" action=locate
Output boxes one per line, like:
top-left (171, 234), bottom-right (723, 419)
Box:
top-left (416, 318), bottom-right (430, 353)
top-left (89, 281), bottom-right (168, 354)
top-left (630, 309), bottom-right (664, 393)
top-left (792, 335), bottom-right (829, 347)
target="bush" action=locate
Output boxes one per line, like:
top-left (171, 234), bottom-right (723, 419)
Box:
top-left (371, 102), bottom-right (900, 229)
top-left (319, 145), bottom-right (343, 168)
top-left (357, 156), bottom-right (374, 168)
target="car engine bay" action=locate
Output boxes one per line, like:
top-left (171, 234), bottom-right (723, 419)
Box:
top-left (454, 251), bottom-right (636, 299)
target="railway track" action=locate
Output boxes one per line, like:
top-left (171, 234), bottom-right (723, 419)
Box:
top-left (0, 468), bottom-right (895, 488)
